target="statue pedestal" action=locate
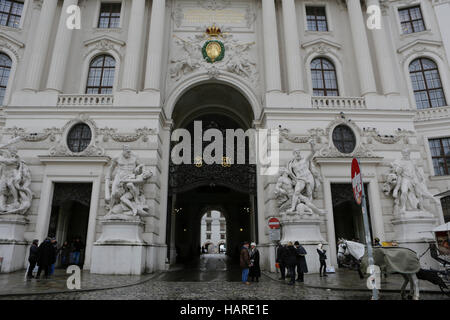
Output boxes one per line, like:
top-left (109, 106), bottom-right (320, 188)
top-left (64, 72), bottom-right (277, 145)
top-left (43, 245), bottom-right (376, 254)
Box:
top-left (0, 215), bottom-right (28, 273)
top-left (280, 215), bottom-right (326, 273)
top-left (90, 217), bottom-right (147, 275)
top-left (392, 213), bottom-right (438, 269)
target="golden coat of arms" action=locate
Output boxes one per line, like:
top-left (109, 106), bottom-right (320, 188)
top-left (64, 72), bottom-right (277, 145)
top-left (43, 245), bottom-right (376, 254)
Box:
top-left (202, 25), bottom-right (225, 63)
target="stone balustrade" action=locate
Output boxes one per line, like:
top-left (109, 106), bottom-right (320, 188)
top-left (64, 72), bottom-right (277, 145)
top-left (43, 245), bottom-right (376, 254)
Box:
top-left (311, 96), bottom-right (366, 109)
top-left (414, 105), bottom-right (450, 121)
top-left (57, 94), bottom-right (114, 107)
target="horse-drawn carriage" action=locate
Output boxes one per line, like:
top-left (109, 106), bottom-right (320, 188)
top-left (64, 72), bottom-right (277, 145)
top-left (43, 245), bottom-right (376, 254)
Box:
top-left (337, 225), bottom-right (450, 299)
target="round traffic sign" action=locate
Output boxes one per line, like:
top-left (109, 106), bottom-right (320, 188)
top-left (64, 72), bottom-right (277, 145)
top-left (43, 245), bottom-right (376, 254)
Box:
top-left (351, 158), bottom-right (363, 205)
top-left (268, 217), bottom-right (280, 229)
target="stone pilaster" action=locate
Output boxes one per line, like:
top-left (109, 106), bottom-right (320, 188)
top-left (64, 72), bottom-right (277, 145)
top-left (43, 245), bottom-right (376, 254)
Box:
top-left (367, 0), bottom-right (399, 95)
top-left (281, 0), bottom-right (304, 94)
top-left (346, 0), bottom-right (377, 96)
top-left (23, 0), bottom-right (58, 91)
top-left (262, 0), bottom-right (282, 93)
top-left (144, 0), bottom-right (166, 92)
top-left (121, 0), bottom-right (146, 92)
top-left (46, 0), bottom-right (79, 92)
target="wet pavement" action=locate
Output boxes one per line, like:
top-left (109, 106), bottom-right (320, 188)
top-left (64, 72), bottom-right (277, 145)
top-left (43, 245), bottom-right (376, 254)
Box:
top-left (0, 254), bottom-right (448, 300)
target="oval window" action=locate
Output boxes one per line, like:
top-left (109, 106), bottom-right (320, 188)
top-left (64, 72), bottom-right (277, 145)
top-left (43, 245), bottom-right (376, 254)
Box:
top-left (67, 123), bottom-right (92, 153)
top-left (332, 125), bottom-right (356, 154)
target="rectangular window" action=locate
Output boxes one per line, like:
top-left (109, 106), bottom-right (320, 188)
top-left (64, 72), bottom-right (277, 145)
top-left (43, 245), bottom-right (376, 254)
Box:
top-left (206, 234), bottom-right (211, 240)
top-left (98, 2), bottom-right (121, 29)
top-left (429, 137), bottom-right (450, 176)
top-left (306, 6), bottom-right (328, 32)
top-left (206, 223), bottom-right (211, 231)
top-left (0, 0), bottom-right (24, 28)
top-left (398, 6), bottom-right (425, 34)
top-left (220, 234), bottom-right (225, 240)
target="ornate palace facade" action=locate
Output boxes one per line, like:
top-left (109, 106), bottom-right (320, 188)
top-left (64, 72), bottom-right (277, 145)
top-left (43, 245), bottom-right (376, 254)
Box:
top-left (0, 0), bottom-right (449, 274)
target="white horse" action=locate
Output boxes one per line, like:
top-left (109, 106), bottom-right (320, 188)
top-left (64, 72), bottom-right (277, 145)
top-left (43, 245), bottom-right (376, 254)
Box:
top-left (337, 239), bottom-right (421, 300)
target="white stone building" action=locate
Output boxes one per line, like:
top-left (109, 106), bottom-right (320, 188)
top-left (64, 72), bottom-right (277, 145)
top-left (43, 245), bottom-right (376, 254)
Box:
top-left (0, 0), bottom-right (448, 275)
top-left (200, 210), bottom-right (226, 253)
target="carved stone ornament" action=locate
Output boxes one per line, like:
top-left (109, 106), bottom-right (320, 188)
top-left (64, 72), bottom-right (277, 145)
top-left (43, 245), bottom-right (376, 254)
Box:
top-left (0, 33), bottom-right (25, 61)
top-left (104, 145), bottom-right (153, 221)
top-left (274, 148), bottom-right (325, 219)
top-left (3, 115), bottom-right (157, 157)
top-left (383, 148), bottom-right (440, 218)
top-left (169, 31), bottom-right (258, 84)
top-left (0, 140), bottom-right (33, 215)
top-left (49, 115), bottom-right (105, 157)
top-left (83, 35), bottom-right (125, 59)
top-left (99, 127), bottom-right (156, 143)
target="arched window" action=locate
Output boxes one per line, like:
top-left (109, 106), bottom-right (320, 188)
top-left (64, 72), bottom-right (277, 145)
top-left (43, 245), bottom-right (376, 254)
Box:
top-left (0, 53), bottom-right (12, 106)
top-left (409, 58), bottom-right (446, 109)
top-left (86, 55), bottom-right (115, 94)
top-left (67, 123), bottom-right (92, 153)
top-left (332, 125), bottom-right (356, 154)
top-left (311, 57), bottom-right (339, 96)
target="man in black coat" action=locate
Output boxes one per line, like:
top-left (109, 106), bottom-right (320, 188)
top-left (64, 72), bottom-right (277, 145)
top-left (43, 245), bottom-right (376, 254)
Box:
top-left (276, 243), bottom-right (288, 280)
top-left (26, 239), bottom-right (39, 280)
top-left (285, 242), bottom-right (298, 285)
top-left (36, 237), bottom-right (55, 279)
top-left (294, 241), bottom-right (308, 282)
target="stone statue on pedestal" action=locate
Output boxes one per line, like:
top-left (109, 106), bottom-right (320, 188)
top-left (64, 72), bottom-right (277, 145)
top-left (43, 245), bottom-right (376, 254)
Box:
top-left (275, 149), bottom-right (324, 218)
top-left (0, 144), bottom-right (33, 215)
top-left (105, 145), bottom-right (152, 219)
top-left (383, 148), bottom-right (439, 217)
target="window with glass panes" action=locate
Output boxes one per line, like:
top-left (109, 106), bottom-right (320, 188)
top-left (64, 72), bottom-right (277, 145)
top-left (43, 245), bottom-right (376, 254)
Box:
top-left (398, 6), bottom-right (425, 34)
top-left (429, 137), bottom-right (450, 176)
top-left (0, 53), bottom-right (11, 106)
top-left (409, 58), bottom-right (446, 109)
top-left (311, 58), bottom-right (339, 96)
top-left (441, 196), bottom-right (450, 223)
top-left (67, 123), bottom-right (92, 153)
top-left (306, 6), bottom-right (328, 31)
top-left (0, 0), bottom-right (23, 28)
top-left (332, 125), bottom-right (356, 154)
top-left (98, 2), bottom-right (121, 28)
top-left (86, 55), bottom-right (116, 94)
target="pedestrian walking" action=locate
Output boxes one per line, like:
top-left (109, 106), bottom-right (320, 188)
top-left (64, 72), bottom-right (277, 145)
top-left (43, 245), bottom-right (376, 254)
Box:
top-left (276, 242), bottom-right (288, 281)
top-left (286, 241), bottom-right (297, 285)
top-left (26, 239), bottom-right (39, 280)
top-left (36, 237), bottom-right (55, 279)
top-left (60, 241), bottom-right (71, 268)
top-left (240, 241), bottom-right (251, 285)
top-left (294, 241), bottom-right (308, 282)
top-left (49, 238), bottom-right (58, 275)
top-left (317, 243), bottom-right (327, 277)
top-left (72, 237), bottom-right (84, 266)
top-left (249, 242), bottom-right (261, 282)
top-left (373, 237), bottom-right (382, 247)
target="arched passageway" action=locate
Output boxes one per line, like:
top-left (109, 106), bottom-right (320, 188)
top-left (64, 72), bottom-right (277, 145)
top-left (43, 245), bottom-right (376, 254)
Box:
top-left (166, 83), bottom-right (258, 266)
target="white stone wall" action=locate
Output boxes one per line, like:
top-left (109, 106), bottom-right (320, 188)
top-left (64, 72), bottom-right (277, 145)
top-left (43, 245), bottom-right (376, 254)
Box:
top-left (0, 0), bottom-right (448, 273)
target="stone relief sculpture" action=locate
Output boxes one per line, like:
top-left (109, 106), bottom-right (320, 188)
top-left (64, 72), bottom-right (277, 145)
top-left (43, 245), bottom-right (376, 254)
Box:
top-left (383, 149), bottom-right (439, 217)
top-left (0, 140), bottom-right (33, 215)
top-left (105, 145), bottom-right (152, 219)
top-left (169, 33), bottom-right (258, 83)
top-left (275, 148), bottom-right (325, 219)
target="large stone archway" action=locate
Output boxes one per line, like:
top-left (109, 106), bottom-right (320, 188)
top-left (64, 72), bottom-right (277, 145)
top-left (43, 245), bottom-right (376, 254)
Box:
top-left (165, 82), bottom-right (258, 265)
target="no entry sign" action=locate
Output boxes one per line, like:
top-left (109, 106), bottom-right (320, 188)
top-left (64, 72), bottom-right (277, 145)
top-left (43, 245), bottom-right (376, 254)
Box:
top-left (351, 158), bottom-right (363, 205)
top-left (268, 217), bottom-right (280, 229)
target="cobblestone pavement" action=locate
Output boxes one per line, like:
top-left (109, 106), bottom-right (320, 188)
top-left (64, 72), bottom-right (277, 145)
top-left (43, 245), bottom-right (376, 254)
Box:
top-left (0, 254), bottom-right (448, 300)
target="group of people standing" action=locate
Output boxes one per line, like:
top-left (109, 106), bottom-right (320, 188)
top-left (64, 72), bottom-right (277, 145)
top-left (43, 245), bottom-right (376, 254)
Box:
top-left (276, 242), bottom-right (329, 284)
top-left (239, 241), bottom-right (261, 284)
top-left (26, 236), bottom-right (84, 280)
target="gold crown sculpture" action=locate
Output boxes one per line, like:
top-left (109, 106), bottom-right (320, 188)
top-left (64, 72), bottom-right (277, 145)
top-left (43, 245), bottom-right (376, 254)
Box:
top-left (206, 25), bottom-right (222, 37)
